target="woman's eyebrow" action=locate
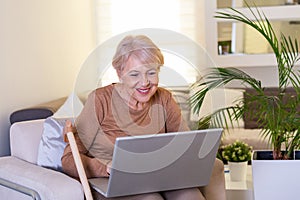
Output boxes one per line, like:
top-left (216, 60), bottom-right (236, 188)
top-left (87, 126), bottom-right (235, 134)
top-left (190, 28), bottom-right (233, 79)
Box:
top-left (128, 70), bottom-right (139, 73)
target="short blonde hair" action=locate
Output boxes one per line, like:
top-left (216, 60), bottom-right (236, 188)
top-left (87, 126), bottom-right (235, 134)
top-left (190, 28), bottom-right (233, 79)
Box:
top-left (112, 35), bottom-right (164, 71)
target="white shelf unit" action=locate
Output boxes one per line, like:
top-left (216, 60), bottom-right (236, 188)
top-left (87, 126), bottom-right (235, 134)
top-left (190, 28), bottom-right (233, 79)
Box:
top-left (204, 1), bottom-right (300, 68)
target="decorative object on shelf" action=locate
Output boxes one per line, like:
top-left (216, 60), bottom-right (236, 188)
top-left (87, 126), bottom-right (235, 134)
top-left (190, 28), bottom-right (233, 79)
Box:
top-left (221, 140), bottom-right (252, 181)
top-left (190, 1), bottom-right (300, 199)
top-left (218, 40), bottom-right (231, 55)
top-left (285, 0), bottom-right (298, 5)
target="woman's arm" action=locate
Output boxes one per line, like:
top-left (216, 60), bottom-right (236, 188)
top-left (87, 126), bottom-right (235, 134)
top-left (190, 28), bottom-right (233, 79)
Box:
top-left (164, 91), bottom-right (190, 132)
top-left (75, 91), bottom-right (102, 150)
top-left (61, 91), bottom-right (110, 179)
top-left (61, 128), bottom-right (109, 179)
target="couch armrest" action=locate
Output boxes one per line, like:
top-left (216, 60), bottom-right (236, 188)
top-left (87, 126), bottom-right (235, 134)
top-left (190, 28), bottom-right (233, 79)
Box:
top-left (0, 178), bottom-right (41, 200)
top-left (0, 157), bottom-right (84, 200)
top-left (10, 120), bottom-right (45, 164)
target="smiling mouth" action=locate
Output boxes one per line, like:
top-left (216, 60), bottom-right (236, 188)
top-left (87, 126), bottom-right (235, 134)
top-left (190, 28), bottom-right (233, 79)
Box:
top-left (136, 88), bottom-right (150, 94)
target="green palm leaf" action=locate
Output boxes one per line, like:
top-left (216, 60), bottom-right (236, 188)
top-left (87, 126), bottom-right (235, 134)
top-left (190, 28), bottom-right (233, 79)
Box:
top-left (190, 2), bottom-right (300, 160)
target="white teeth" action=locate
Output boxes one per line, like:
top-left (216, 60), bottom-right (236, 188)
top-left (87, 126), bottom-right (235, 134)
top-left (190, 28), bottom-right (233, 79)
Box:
top-left (138, 88), bottom-right (149, 93)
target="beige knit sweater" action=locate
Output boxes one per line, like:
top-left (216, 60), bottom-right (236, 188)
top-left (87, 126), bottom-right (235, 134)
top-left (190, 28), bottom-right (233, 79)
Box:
top-left (62, 84), bottom-right (189, 178)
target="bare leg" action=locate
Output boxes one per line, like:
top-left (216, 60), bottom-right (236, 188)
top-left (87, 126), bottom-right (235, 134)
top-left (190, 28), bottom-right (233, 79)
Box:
top-left (199, 158), bottom-right (226, 200)
top-left (162, 188), bottom-right (205, 200)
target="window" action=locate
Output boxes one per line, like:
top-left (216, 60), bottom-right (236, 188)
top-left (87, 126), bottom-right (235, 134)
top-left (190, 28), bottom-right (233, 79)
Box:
top-left (111, 0), bottom-right (180, 35)
top-left (94, 0), bottom-right (198, 43)
top-left (94, 0), bottom-right (202, 87)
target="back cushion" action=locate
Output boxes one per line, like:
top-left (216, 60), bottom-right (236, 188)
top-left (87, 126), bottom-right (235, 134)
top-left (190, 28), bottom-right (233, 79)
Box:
top-left (243, 87), bottom-right (299, 129)
top-left (37, 117), bottom-right (72, 171)
top-left (36, 92), bottom-right (83, 171)
top-left (194, 88), bottom-right (245, 128)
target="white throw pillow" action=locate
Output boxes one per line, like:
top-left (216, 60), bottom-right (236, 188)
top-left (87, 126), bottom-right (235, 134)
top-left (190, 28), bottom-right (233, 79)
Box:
top-left (37, 92), bottom-right (83, 171)
top-left (37, 117), bottom-right (73, 171)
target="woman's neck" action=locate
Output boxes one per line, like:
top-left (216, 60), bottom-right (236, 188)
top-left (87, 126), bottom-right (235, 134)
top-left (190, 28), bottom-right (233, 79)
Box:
top-left (114, 83), bottom-right (148, 111)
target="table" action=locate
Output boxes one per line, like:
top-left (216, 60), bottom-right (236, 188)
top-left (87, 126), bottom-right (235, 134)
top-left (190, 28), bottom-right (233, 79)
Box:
top-left (225, 165), bottom-right (254, 200)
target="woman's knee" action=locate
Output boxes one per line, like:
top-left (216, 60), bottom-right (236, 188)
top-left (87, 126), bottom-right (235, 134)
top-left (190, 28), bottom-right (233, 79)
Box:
top-left (163, 188), bottom-right (205, 200)
top-left (139, 193), bottom-right (164, 200)
top-left (212, 158), bottom-right (225, 176)
top-left (92, 192), bottom-right (163, 200)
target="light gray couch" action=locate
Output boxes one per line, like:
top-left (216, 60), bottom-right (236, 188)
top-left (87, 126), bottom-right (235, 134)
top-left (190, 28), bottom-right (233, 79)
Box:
top-left (0, 119), bottom-right (84, 200)
top-left (0, 118), bottom-right (227, 200)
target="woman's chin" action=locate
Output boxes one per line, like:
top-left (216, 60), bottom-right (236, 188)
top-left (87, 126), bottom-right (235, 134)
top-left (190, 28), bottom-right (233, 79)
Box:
top-left (134, 95), bottom-right (151, 103)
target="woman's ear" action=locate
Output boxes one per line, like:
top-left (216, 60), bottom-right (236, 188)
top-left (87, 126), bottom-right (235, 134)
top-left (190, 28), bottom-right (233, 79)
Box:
top-left (116, 68), bottom-right (122, 79)
top-left (116, 68), bottom-right (124, 83)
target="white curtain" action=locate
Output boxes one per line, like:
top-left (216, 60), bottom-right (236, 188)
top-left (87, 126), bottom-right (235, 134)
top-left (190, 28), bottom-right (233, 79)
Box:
top-left (94, 0), bottom-right (198, 44)
top-left (93, 0), bottom-right (202, 88)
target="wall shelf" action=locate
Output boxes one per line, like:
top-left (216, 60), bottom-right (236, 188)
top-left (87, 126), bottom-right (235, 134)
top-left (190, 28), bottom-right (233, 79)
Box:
top-left (205, 1), bottom-right (300, 68)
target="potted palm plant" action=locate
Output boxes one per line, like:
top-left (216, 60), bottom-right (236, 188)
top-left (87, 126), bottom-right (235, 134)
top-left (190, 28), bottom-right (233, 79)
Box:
top-left (189, 2), bottom-right (300, 199)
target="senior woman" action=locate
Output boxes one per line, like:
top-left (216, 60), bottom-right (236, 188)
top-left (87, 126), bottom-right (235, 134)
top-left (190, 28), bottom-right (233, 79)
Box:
top-left (61, 35), bottom-right (226, 200)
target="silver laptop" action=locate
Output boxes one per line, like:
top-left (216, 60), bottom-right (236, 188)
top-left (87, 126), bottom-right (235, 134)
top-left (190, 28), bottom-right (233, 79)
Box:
top-left (88, 128), bottom-right (223, 198)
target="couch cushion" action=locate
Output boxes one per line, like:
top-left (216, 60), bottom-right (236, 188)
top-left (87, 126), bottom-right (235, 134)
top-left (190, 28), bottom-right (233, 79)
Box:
top-left (10, 119), bottom-right (45, 164)
top-left (36, 92), bottom-right (83, 171)
top-left (0, 156), bottom-right (84, 200)
top-left (37, 117), bottom-right (71, 171)
top-left (222, 128), bottom-right (272, 150)
top-left (243, 87), bottom-right (299, 129)
top-left (196, 88), bottom-right (245, 128)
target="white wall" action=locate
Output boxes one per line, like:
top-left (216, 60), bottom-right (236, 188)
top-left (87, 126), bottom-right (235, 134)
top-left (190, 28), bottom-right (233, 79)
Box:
top-left (0, 0), bottom-right (286, 156)
top-left (0, 0), bottom-right (96, 156)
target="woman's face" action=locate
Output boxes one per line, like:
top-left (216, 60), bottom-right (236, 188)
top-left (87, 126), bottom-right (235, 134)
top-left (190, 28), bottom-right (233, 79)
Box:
top-left (118, 56), bottom-right (160, 104)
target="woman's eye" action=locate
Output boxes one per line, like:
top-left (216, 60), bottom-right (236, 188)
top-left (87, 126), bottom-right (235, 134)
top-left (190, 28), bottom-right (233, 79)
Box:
top-left (129, 73), bottom-right (139, 77)
top-left (148, 71), bottom-right (157, 76)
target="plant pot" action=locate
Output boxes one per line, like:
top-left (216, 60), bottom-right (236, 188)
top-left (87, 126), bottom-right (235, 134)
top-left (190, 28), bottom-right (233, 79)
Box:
top-left (252, 150), bottom-right (300, 200)
top-left (228, 161), bottom-right (248, 181)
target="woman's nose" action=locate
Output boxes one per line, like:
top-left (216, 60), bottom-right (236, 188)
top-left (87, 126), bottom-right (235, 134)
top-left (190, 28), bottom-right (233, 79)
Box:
top-left (141, 74), bottom-right (150, 86)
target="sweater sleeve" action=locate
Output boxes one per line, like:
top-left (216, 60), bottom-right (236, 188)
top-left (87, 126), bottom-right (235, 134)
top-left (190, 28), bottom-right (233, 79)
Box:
top-left (163, 90), bottom-right (190, 133)
top-left (61, 133), bottom-right (109, 178)
top-left (75, 91), bottom-right (101, 151)
top-left (61, 90), bottom-right (110, 178)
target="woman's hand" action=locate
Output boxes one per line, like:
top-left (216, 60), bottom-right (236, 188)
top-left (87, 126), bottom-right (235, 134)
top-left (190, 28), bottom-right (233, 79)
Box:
top-left (106, 160), bottom-right (112, 175)
top-left (63, 120), bottom-right (77, 143)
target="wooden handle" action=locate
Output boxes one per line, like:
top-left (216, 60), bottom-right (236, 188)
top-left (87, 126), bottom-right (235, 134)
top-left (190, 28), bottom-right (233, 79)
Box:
top-left (67, 131), bottom-right (93, 200)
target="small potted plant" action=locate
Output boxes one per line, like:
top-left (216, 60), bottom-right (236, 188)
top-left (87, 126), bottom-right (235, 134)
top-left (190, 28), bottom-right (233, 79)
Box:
top-left (221, 140), bottom-right (252, 181)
